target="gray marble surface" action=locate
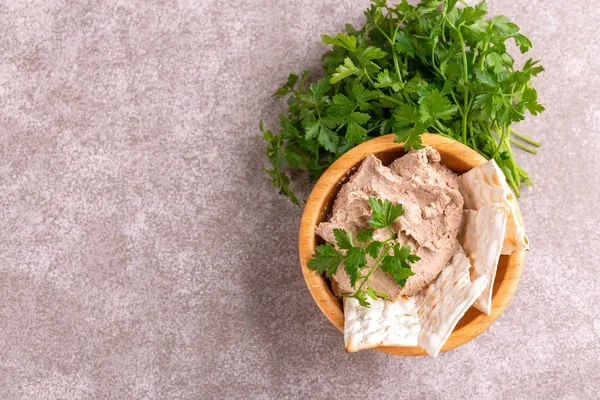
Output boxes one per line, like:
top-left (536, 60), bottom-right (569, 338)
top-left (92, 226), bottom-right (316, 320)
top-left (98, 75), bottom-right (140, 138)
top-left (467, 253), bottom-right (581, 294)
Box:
top-left (0, 0), bottom-right (598, 399)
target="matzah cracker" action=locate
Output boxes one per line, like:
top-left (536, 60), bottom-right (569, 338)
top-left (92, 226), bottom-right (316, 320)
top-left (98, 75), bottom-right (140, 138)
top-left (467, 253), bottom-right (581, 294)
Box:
top-left (344, 296), bottom-right (420, 352)
top-left (459, 159), bottom-right (528, 254)
top-left (416, 248), bottom-right (489, 357)
top-left (460, 204), bottom-right (508, 315)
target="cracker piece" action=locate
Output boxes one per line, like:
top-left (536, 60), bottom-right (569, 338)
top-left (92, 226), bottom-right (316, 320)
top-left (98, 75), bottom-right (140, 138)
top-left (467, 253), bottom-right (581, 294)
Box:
top-left (343, 296), bottom-right (420, 352)
top-left (460, 204), bottom-right (508, 315)
top-left (416, 248), bottom-right (489, 356)
top-left (459, 160), bottom-right (528, 254)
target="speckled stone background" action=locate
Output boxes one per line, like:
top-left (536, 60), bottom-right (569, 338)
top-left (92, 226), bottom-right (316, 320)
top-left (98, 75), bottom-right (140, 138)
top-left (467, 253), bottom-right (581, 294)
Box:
top-left (0, 0), bottom-right (598, 399)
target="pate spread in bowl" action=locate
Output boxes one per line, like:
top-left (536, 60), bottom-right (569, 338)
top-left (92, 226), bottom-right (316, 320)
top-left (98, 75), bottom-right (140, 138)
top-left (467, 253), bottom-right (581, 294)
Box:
top-left (298, 134), bottom-right (527, 356)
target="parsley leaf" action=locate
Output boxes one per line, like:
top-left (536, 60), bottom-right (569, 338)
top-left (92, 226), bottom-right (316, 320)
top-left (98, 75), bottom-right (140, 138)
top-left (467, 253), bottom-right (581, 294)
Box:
top-left (349, 290), bottom-right (370, 307)
top-left (356, 229), bottom-right (374, 242)
top-left (419, 89), bottom-right (458, 122)
top-left (328, 94), bottom-right (355, 116)
top-left (351, 85), bottom-right (379, 110)
top-left (364, 240), bottom-right (384, 258)
top-left (308, 198), bottom-right (419, 307)
top-left (394, 31), bottom-right (415, 57)
top-left (321, 33), bottom-right (357, 52)
top-left (381, 243), bottom-right (419, 287)
top-left (263, 0), bottom-right (544, 204)
top-left (307, 197), bottom-right (418, 307)
top-left (333, 228), bottom-right (354, 250)
top-left (393, 103), bottom-right (420, 126)
top-left (375, 69), bottom-right (402, 92)
top-left (394, 124), bottom-right (426, 150)
top-left (307, 244), bottom-right (343, 277)
top-left (346, 120), bottom-right (368, 145)
top-left (344, 247), bottom-right (367, 286)
top-left (274, 73), bottom-right (299, 97)
top-left (317, 125), bottom-right (339, 153)
top-left (330, 57), bottom-right (362, 84)
top-left (381, 255), bottom-right (415, 287)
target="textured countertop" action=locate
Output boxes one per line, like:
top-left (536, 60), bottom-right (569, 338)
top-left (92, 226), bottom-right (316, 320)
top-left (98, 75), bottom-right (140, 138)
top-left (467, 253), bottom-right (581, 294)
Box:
top-left (0, 1), bottom-right (598, 399)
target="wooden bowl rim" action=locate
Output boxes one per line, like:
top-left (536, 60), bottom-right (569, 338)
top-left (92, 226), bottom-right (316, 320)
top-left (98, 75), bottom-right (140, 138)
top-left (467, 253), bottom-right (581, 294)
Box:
top-left (298, 133), bottom-right (525, 356)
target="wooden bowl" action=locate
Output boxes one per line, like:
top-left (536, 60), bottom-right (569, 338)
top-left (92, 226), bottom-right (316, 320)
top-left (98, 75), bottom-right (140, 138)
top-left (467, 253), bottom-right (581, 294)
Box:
top-left (298, 133), bottom-right (525, 356)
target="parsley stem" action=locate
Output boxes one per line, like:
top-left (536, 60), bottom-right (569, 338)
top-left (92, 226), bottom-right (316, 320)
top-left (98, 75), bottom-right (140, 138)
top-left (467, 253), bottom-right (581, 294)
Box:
top-left (393, 53), bottom-right (403, 84)
top-left (365, 125), bottom-right (379, 135)
top-left (431, 39), bottom-right (439, 72)
top-left (355, 243), bottom-right (390, 294)
top-left (503, 136), bottom-right (521, 187)
top-left (379, 94), bottom-right (404, 106)
top-left (509, 138), bottom-right (538, 154)
top-left (374, 24), bottom-right (392, 43)
top-left (511, 129), bottom-right (541, 147)
top-left (506, 172), bottom-right (520, 197)
top-left (516, 165), bottom-right (531, 182)
top-left (434, 120), bottom-right (449, 134)
top-left (363, 69), bottom-right (375, 85)
top-left (386, 226), bottom-right (395, 238)
top-left (441, 3), bottom-right (447, 42)
top-left (390, 18), bottom-right (405, 84)
top-left (491, 124), bottom-right (506, 159)
top-left (449, 21), bottom-right (470, 144)
top-left (334, 105), bottom-right (358, 133)
top-left (469, 121), bottom-right (477, 150)
top-left (450, 92), bottom-right (462, 116)
top-left (491, 124), bottom-right (521, 188)
top-left (430, 33), bottom-right (447, 80)
top-left (479, 43), bottom-right (489, 70)
top-left (461, 92), bottom-right (471, 144)
top-left (403, 94), bottom-right (416, 105)
top-left (431, 127), bottom-right (453, 139)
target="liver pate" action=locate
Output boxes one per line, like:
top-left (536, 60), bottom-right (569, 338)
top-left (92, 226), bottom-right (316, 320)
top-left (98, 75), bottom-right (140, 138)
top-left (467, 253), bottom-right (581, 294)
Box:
top-left (316, 147), bottom-right (464, 299)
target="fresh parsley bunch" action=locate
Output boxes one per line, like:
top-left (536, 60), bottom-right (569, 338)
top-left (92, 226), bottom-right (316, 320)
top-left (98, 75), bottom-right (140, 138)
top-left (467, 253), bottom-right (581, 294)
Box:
top-left (308, 197), bottom-right (420, 307)
top-left (262, 0), bottom-right (544, 205)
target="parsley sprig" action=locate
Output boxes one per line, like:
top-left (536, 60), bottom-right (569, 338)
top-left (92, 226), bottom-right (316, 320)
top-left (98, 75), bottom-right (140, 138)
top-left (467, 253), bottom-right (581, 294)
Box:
top-left (308, 197), bottom-right (420, 307)
top-left (262, 0), bottom-right (544, 204)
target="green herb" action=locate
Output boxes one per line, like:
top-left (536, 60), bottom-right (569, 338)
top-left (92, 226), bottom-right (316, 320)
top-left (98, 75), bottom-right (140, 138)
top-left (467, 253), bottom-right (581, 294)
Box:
top-left (307, 197), bottom-right (420, 307)
top-left (262, 0), bottom-right (544, 203)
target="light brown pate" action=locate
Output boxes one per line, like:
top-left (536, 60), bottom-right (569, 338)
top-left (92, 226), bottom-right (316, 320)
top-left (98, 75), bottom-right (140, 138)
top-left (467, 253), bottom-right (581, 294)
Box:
top-left (316, 147), bottom-right (464, 300)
